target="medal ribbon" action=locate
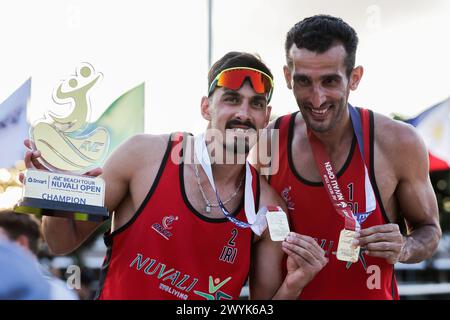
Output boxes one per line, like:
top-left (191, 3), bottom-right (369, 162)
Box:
top-left (348, 105), bottom-right (376, 215)
top-left (194, 134), bottom-right (267, 235)
top-left (307, 104), bottom-right (376, 231)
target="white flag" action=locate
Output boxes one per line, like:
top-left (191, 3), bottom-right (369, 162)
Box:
top-left (0, 78), bottom-right (31, 168)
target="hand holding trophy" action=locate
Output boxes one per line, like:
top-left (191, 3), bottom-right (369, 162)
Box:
top-left (15, 63), bottom-right (110, 221)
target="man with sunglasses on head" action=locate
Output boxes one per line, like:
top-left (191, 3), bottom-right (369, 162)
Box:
top-left (251, 15), bottom-right (441, 299)
top-left (22, 52), bottom-right (327, 300)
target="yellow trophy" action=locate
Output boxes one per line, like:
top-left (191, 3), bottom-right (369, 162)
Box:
top-left (15, 63), bottom-right (110, 221)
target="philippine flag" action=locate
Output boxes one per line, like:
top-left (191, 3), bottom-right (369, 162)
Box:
top-left (405, 98), bottom-right (450, 171)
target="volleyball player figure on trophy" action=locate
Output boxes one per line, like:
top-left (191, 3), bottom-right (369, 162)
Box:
top-left (15, 63), bottom-right (110, 221)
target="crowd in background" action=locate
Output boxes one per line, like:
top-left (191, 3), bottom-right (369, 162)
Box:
top-left (0, 210), bottom-right (95, 300)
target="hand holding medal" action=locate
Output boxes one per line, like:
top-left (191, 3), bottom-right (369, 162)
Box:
top-left (281, 233), bottom-right (328, 293)
top-left (352, 223), bottom-right (405, 264)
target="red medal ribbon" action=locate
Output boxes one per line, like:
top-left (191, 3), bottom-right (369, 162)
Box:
top-left (307, 130), bottom-right (359, 231)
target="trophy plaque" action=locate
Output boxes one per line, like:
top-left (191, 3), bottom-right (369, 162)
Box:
top-left (15, 63), bottom-right (110, 221)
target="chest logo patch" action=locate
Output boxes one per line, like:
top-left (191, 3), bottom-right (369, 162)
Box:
top-left (152, 215), bottom-right (179, 240)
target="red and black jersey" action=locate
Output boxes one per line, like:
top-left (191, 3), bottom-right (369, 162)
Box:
top-left (97, 133), bottom-right (259, 300)
top-left (269, 108), bottom-right (399, 300)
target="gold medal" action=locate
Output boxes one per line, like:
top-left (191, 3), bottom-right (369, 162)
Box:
top-left (336, 229), bottom-right (360, 263)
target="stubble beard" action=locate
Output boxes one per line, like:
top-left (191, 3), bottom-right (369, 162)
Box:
top-left (299, 97), bottom-right (347, 133)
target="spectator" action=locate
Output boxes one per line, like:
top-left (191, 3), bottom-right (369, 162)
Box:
top-left (0, 227), bottom-right (50, 299)
top-left (0, 210), bottom-right (78, 300)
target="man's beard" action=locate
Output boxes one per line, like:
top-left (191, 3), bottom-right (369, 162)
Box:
top-left (223, 136), bottom-right (251, 154)
top-left (299, 97), bottom-right (347, 133)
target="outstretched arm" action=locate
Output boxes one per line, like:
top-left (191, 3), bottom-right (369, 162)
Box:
top-left (22, 134), bottom-right (167, 255)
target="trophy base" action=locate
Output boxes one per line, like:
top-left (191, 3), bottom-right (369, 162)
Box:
top-left (17, 169), bottom-right (109, 222)
top-left (15, 197), bottom-right (109, 222)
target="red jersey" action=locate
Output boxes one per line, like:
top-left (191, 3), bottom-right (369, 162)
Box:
top-left (97, 133), bottom-right (258, 300)
top-left (269, 108), bottom-right (399, 300)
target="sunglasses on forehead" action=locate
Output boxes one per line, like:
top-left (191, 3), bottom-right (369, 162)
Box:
top-left (208, 67), bottom-right (274, 103)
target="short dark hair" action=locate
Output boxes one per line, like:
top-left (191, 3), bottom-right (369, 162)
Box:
top-left (0, 210), bottom-right (41, 255)
top-left (208, 52), bottom-right (273, 93)
top-left (285, 15), bottom-right (359, 77)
